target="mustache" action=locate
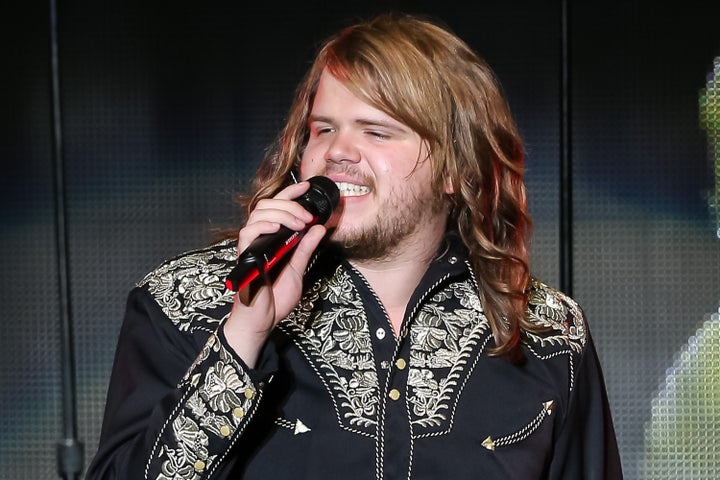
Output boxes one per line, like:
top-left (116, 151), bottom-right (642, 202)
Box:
top-left (322, 166), bottom-right (375, 188)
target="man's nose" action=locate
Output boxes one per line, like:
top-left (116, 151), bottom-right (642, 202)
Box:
top-left (325, 130), bottom-right (361, 164)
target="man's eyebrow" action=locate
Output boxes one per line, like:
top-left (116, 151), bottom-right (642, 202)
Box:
top-left (307, 114), bottom-right (330, 123)
top-left (355, 118), bottom-right (407, 132)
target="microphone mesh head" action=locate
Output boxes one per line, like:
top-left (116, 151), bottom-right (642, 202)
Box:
top-left (302, 176), bottom-right (340, 223)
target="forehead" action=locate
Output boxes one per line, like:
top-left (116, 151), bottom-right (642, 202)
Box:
top-left (312, 70), bottom-right (369, 109)
top-left (311, 70), bottom-right (410, 130)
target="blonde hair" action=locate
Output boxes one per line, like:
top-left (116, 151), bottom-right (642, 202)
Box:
top-left (243, 13), bottom-right (534, 357)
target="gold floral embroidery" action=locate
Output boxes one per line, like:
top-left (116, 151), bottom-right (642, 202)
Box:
top-left (153, 333), bottom-right (257, 480)
top-left (525, 278), bottom-right (586, 352)
top-left (286, 269), bottom-right (492, 435)
top-left (157, 413), bottom-right (213, 479)
top-left (407, 281), bottom-right (490, 430)
top-left (284, 266), bottom-right (380, 431)
top-left (139, 242), bottom-right (236, 331)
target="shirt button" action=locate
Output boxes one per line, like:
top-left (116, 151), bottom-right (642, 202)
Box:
top-left (233, 407), bottom-right (245, 418)
top-left (220, 425), bottom-right (231, 437)
top-left (389, 389), bottom-right (401, 401)
top-left (244, 388), bottom-right (255, 399)
top-left (194, 460), bottom-right (206, 471)
top-left (375, 328), bottom-right (386, 340)
top-left (448, 256), bottom-right (458, 264)
top-left (395, 358), bottom-right (406, 370)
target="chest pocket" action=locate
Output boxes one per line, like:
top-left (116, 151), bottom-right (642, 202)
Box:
top-left (479, 399), bottom-right (555, 450)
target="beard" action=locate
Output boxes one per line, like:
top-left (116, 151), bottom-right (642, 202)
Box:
top-left (328, 183), bottom-right (447, 261)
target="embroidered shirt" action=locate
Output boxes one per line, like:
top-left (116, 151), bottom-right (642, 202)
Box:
top-left (86, 237), bottom-right (622, 479)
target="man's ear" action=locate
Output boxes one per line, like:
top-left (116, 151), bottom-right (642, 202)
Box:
top-left (443, 177), bottom-right (454, 194)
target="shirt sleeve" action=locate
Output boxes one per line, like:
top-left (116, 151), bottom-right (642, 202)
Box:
top-left (546, 332), bottom-right (624, 479)
top-left (85, 286), bottom-right (276, 480)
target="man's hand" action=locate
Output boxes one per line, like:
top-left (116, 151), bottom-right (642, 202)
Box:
top-left (223, 181), bottom-right (328, 367)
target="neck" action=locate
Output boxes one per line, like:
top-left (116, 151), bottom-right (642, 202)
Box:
top-left (349, 231), bottom-right (445, 335)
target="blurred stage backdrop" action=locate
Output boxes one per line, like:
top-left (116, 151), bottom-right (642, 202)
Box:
top-left (2, 1), bottom-right (719, 478)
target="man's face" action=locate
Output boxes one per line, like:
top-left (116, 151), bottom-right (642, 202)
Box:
top-left (300, 70), bottom-right (448, 261)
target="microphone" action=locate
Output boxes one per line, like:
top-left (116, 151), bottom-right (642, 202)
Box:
top-left (225, 175), bottom-right (340, 292)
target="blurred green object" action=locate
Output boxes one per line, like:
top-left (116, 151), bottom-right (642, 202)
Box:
top-left (642, 57), bottom-right (720, 479)
top-left (699, 57), bottom-right (720, 238)
top-left (642, 313), bottom-right (720, 478)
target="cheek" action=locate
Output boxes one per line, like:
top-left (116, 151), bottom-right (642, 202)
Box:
top-left (371, 154), bottom-right (402, 179)
top-left (299, 153), bottom-right (321, 178)
top-left (382, 144), bottom-right (426, 177)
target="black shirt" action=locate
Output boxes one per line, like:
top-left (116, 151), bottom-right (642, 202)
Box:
top-left (87, 238), bottom-right (623, 479)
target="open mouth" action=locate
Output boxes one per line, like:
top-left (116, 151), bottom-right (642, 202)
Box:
top-left (335, 181), bottom-right (370, 197)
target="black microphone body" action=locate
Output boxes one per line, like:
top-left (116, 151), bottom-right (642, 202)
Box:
top-left (225, 176), bottom-right (340, 292)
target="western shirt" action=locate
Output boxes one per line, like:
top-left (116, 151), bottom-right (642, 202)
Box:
top-left (87, 237), bottom-right (623, 479)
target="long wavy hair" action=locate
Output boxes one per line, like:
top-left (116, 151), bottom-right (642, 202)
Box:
top-left (239, 13), bottom-right (535, 357)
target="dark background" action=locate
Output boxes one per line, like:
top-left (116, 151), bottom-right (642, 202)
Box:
top-left (2, 1), bottom-right (719, 478)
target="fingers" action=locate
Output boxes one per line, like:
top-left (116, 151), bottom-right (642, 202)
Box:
top-left (238, 182), bottom-right (316, 251)
top-left (286, 224), bottom-right (327, 275)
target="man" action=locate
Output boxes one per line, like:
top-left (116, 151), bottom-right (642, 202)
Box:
top-left (87, 13), bottom-right (623, 479)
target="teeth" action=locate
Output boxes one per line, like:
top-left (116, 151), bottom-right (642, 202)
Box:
top-left (335, 181), bottom-right (370, 197)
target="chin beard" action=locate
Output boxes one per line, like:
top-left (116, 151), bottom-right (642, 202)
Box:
top-left (328, 201), bottom-right (445, 262)
top-left (328, 225), bottom-right (402, 261)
